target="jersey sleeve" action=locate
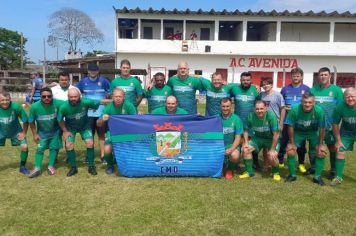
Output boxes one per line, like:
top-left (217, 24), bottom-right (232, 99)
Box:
top-left (15, 103), bottom-right (28, 123)
top-left (199, 77), bottom-right (211, 90)
top-left (166, 86), bottom-right (173, 96)
top-left (103, 78), bottom-right (111, 96)
top-left (279, 92), bottom-right (285, 107)
top-left (76, 80), bottom-right (84, 93)
top-left (166, 77), bottom-right (173, 87)
top-left (332, 104), bottom-right (342, 124)
top-left (28, 105), bottom-right (36, 123)
top-left (316, 107), bottom-right (326, 128)
top-left (285, 108), bottom-right (296, 126)
top-left (269, 112), bottom-right (279, 132)
top-left (134, 79), bottom-right (143, 96)
top-left (234, 116), bottom-right (244, 136)
top-left (57, 105), bottom-right (66, 122)
top-left (83, 98), bottom-right (100, 110)
top-left (126, 102), bottom-right (137, 115)
top-left (102, 103), bottom-right (111, 116)
top-left (336, 87), bottom-right (344, 105)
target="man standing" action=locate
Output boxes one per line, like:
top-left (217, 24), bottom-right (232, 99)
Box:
top-left (230, 72), bottom-right (259, 169)
top-left (279, 67), bottom-right (310, 172)
top-left (200, 72), bottom-right (232, 116)
top-left (110, 59), bottom-right (143, 108)
top-left (331, 88), bottom-right (356, 186)
top-left (220, 98), bottom-right (243, 180)
top-left (166, 61), bottom-right (201, 114)
top-left (285, 93), bottom-right (327, 185)
top-left (145, 72), bottom-right (172, 113)
top-left (28, 88), bottom-right (63, 178)
top-left (310, 67), bottom-right (343, 179)
top-left (29, 72), bottom-right (44, 103)
top-left (241, 100), bottom-right (281, 181)
top-left (77, 62), bottom-right (111, 163)
top-left (97, 88), bottom-right (137, 174)
top-left (151, 96), bottom-right (188, 115)
top-left (0, 91), bottom-right (30, 175)
top-left (51, 72), bottom-right (74, 101)
top-left (58, 88), bottom-right (101, 176)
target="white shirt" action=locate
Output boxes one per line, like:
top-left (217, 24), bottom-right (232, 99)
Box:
top-left (51, 84), bottom-right (75, 101)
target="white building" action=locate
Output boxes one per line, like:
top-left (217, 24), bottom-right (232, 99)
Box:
top-left (114, 7), bottom-right (356, 89)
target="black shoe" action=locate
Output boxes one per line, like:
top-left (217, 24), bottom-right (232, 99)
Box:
top-left (313, 177), bottom-right (325, 186)
top-left (88, 166), bottom-right (97, 176)
top-left (284, 175), bottom-right (297, 182)
top-left (328, 170), bottom-right (336, 180)
top-left (306, 167), bottom-right (315, 175)
top-left (67, 167), bottom-right (78, 177)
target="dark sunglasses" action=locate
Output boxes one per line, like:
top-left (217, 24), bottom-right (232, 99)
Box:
top-left (41, 95), bottom-right (53, 98)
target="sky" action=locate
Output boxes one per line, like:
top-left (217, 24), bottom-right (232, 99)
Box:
top-left (1, 0), bottom-right (356, 63)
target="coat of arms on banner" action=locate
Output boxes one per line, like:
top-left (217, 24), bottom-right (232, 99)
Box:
top-left (147, 122), bottom-right (190, 164)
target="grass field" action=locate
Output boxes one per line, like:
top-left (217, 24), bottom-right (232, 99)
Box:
top-left (0, 104), bottom-right (355, 235)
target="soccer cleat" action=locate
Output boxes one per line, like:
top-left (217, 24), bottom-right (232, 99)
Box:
top-left (224, 170), bottom-right (234, 180)
top-left (105, 166), bottom-right (115, 175)
top-left (313, 176), bottom-right (325, 186)
top-left (284, 175), bottom-right (297, 182)
top-left (47, 166), bottom-right (56, 176)
top-left (306, 167), bottom-right (315, 175)
top-left (19, 166), bottom-right (30, 175)
top-left (330, 178), bottom-right (342, 186)
top-left (29, 168), bottom-right (41, 178)
top-left (88, 166), bottom-right (97, 176)
top-left (239, 171), bottom-right (254, 179)
top-left (273, 173), bottom-right (281, 181)
top-left (279, 163), bottom-right (285, 169)
top-left (328, 170), bottom-right (336, 180)
top-left (101, 157), bottom-right (107, 165)
top-left (298, 164), bottom-right (307, 173)
top-left (67, 167), bottom-right (78, 177)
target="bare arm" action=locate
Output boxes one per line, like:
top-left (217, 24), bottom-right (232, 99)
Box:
top-left (136, 95), bottom-right (143, 107)
top-left (279, 107), bottom-right (286, 131)
top-left (29, 122), bottom-right (40, 143)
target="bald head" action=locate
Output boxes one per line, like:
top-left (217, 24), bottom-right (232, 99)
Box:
top-left (68, 87), bottom-right (81, 106)
top-left (177, 61), bottom-right (189, 79)
top-left (166, 95), bottom-right (178, 114)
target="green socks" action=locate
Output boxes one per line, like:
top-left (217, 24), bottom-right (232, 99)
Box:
top-left (272, 166), bottom-right (279, 174)
top-left (330, 151), bottom-right (336, 171)
top-left (287, 155), bottom-right (297, 176)
top-left (244, 159), bottom-right (254, 175)
top-left (315, 157), bottom-right (325, 178)
top-left (48, 150), bottom-right (58, 167)
top-left (66, 149), bottom-right (76, 167)
top-left (104, 153), bottom-right (114, 167)
top-left (20, 150), bottom-right (28, 166)
top-left (34, 152), bottom-right (44, 169)
top-left (335, 158), bottom-right (345, 180)
top-left (87, 148), bottom-right (95, 167)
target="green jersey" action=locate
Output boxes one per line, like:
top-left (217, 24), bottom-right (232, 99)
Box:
top-left (310, 84), bottom-right (343, 128)
top-left (246, 110), bottom-right (279, 139)
top-left (333, 102), bottom-right (356, 138)
top-left (58, 98), bottom-right (99, 132)
top-left (145, 85), bottom-right (172, 113)
top-left (167, 75), bottom-right (201, 114)
top-left (151, 107), bottom-right (188, 115)
top-left (29, 100), bottom-right (64, 139)
top-left (102, 100), bottom-right (137, 115)
top-left (285, 105), bottom-right (325, 135)
top-left (110, 76), bottom-right (143, 107)
top-left (230, 84), bottom-right (259, 125)
top-left (0, 102), bottom-right (28, 139)
top-left (200, 78), bottom-right (232, 116)
top-left (221, 113), bottom-right (243, 148)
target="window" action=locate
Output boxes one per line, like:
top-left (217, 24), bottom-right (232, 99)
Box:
top-left (200, 28), bottom-right (210, 40)
top-left (143, 27), bottom-right (153, 39)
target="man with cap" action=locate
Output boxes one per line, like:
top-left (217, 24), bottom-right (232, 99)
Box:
top-left (76, 62), bottom-right (111, 164)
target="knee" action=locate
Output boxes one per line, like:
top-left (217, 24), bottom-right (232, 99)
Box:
top-left (21, 144), bottom-right (28, 152)
top-left (104, 145), bottom-right (112, 154)
top-left (65, 142), bottom-right (74, 150)
top-left (286, 144), bottom-right (296, 156)
top-left (86, 140), bottom-right (94, 148)
top-left (230, 150), bottom-right (239, 162)
top-left (337, 151), bottom-right (346, 159)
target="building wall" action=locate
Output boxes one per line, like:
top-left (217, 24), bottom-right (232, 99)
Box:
top-left (334, 23), bottom-right (356, 42)
top-left (117, 52), bottom-right (356, 89)
top-left (281, 23), bottom-right (330, 41)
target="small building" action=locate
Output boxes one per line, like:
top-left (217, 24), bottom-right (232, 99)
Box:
top-left (114, 7), bottom-right (356, 89)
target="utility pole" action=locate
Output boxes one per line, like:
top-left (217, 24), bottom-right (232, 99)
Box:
top-left (43, 38), bottom-right (46, 84)
top-left (20, 33), bottom-right (24, 70)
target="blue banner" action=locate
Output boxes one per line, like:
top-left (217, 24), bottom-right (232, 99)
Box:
top-left (108, 115), bottom-right (225, 178)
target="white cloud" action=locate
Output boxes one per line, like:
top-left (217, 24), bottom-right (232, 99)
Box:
top-left (254, 0), bottom-right (356, 13)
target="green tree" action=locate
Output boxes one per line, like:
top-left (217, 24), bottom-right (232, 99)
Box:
top-left (0, 27), bottom-right (27, 70)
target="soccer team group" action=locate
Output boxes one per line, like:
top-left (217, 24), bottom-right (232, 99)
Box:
top-left (1, 59), bottom-right (355, 186)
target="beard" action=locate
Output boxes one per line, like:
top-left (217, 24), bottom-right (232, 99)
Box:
top-left (241, 84), bottom-right (251, 90)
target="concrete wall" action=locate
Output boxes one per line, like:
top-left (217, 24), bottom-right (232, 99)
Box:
top-left (281, 23), bottom-right (330, 42)
top-left (334, 23), bottom-right (356, 42)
